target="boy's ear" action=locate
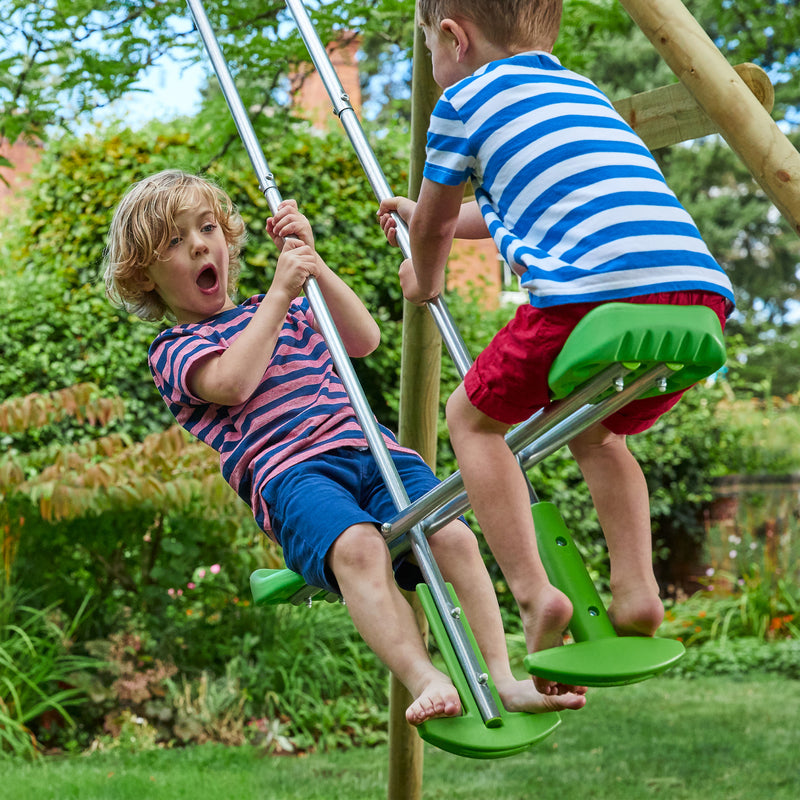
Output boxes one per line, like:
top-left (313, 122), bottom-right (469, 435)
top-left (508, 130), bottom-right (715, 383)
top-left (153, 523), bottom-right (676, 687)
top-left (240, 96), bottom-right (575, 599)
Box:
top-left (440, 18), bottom-right (470, 61)
top-left (139, 271), bottom-right (156, 293)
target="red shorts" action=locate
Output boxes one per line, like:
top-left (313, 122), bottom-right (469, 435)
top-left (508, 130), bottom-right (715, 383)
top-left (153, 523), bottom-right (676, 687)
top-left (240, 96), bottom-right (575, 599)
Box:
top-left (464, 291), bottom-right (728, 435)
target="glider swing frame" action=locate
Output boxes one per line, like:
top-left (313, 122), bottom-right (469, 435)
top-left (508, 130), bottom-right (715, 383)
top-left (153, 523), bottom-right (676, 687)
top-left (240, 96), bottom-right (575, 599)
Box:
top-left (185, 0), bottom-right (727, 761)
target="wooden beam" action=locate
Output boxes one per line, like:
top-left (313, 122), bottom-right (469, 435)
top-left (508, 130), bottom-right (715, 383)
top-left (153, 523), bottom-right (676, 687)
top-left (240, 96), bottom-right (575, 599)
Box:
top-left (613, 62), bottom-right (774, 151)
top-left (619, 0), bottom-right (800, 236)
top-left (387, 18), bottom-right (441, 800)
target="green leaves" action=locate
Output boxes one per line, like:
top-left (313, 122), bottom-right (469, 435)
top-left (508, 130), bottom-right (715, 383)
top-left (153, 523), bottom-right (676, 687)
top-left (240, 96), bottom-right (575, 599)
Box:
top-left (0, 0), bottom-right (416, 148)
top-left (0, 586), bottom-right (101, 758)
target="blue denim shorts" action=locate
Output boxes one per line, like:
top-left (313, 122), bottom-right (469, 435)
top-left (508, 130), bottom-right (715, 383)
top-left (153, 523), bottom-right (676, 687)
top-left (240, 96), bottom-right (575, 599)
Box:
top-left (261, 446), bottom-right (441, 594)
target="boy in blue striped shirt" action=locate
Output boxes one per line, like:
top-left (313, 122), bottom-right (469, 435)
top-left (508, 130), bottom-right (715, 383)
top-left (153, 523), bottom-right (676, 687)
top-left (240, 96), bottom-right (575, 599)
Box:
top-left (379, 0), bottom-right (733, 694)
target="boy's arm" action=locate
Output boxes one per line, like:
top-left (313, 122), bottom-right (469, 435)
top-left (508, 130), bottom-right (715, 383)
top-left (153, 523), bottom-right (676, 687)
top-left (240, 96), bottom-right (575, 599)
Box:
top-left (378, 194), bottom-right (488, 246)
top-left (455, 199), bottom-right (490, 238)
top-left (312, 257), bottom-right (380, 358)
top-left (406, 177), bottom-right (465, 303)
top-left (267, 200), bottom-right (380, 358)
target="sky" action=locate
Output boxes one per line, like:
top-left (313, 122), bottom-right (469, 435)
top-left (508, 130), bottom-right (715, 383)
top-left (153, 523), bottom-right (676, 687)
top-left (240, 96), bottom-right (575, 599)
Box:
top-left (102, 56), bottom-right (206, 128)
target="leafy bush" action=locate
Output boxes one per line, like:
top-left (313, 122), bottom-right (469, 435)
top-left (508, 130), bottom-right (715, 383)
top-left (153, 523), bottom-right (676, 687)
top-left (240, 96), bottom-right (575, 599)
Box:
top-left (227, 602), bottom-right (389, 752)
top-left (667, 637), bottom-right (800, 679)
top-left (0, 585), bottom-right (101, 758)
top-left (61, 601), bottom-right (388, 755)
top-left (660, 585), bottom-right (798, 648)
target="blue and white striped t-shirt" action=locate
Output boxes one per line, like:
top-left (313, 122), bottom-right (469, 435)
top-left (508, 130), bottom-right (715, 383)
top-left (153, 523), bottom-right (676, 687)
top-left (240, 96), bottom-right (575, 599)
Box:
top-left (148, 295), bottom-right (409, 537)
top-left (424, 51), bottom-right (734, 308)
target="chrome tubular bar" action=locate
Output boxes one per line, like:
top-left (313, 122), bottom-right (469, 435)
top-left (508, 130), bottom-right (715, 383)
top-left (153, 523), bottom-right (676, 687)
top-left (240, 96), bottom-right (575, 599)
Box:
top-left (186, 0), bottom-right (501, 726)
top-left (284, 0), bottom-right (473, 378)
top-left (383, 362), bottom-right (674, 546)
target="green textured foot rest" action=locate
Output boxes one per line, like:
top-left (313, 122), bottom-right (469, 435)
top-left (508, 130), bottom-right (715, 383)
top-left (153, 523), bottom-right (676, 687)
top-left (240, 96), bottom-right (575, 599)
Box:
top-left (525, 502), bottom-right (685, 686)
top-left (524, 636), bottom-right (685, 687)
top-left (417, 583), bottom-right (560, 759)
top-left (548, 303), bottom-right (726, 400)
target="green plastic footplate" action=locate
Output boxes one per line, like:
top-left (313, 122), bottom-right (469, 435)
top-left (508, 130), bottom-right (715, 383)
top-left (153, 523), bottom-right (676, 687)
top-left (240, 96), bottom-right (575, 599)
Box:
top-left (523, 502), bottom-right (685, 687)
top-left (548, 303), bottom-right (726, 400)
top-left (524, 636), bottom-right (685, 688)
top-left (416, 583), bottom-right (560, 759)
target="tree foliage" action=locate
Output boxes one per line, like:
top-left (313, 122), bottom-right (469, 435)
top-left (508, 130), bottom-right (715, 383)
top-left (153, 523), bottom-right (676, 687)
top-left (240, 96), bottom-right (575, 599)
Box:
top-left (0, 0), bottom-right (411, 145)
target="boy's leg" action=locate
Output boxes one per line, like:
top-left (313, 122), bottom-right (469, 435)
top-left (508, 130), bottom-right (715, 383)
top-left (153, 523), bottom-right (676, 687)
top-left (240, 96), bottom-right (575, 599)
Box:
top-left (568, 422), bottom-right (664, 636)
top-left (327, 521), bottom-right (460, 725)
top-left (429, 518), bottom-right (587, 713)
top-left (445, 384), bottom-right (573, 692)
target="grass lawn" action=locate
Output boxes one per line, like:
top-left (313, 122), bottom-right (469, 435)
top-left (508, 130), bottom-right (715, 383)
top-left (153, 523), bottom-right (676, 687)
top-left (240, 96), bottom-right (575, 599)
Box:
top-left (4, 676), bottom-right (799, 800)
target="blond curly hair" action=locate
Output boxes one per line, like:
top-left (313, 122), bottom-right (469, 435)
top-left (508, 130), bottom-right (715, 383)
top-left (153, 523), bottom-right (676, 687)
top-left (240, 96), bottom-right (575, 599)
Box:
top-left (103, 170), bottom-right (247, 322)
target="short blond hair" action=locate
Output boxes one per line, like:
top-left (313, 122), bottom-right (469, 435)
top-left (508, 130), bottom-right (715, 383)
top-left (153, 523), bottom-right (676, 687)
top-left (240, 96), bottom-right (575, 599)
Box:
top-left (103, 170), bottom-right (247, 322)
top-left (418, 0), bottom-right (562, 52)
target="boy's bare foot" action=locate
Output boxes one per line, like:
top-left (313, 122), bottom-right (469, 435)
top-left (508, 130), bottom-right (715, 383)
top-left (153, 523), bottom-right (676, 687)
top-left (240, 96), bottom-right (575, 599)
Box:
top-left (520, 584), bottom-right (574, 694)
top-left (495, 676), bottom-right (587, 714)
top-left (405, 675), bottom-right (461, 726)
top-left (608, 589), bottom-right (664, 637)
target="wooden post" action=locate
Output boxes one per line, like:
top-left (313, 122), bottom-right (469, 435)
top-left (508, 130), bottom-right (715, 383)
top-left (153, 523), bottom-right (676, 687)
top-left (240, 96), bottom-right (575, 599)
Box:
top-left (619, 0), bottom-right (800, 236)
top-left (387, 18), bottom-right (443, 800)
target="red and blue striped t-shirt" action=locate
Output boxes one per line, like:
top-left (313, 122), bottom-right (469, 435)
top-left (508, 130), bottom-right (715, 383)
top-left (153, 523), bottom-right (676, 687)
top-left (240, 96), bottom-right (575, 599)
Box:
top-left (148, 295), bottom-right (408, 537)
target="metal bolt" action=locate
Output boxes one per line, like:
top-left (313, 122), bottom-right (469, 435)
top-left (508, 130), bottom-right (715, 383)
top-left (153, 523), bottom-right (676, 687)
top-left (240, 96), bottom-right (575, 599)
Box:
top-left (450, 606), bottom-right (462, 620)
top-left (614, 377), bottom-right (624, 392)
top-left (478, 673), bottom-right (489, 685)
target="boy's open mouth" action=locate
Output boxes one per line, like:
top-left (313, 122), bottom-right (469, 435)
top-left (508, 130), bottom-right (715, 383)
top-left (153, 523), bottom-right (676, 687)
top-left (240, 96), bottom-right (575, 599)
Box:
top-left (196, 265), bottom-right (219, 293)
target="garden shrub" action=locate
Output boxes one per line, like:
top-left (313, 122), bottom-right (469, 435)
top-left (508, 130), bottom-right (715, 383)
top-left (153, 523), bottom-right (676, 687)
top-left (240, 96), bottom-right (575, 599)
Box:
top-left (0, 583), bottom-right (102, 758)
top-left (4, 114), bottom-right (800, 754)
top-left (667, 637), bottom-right (800, 679)
top-left (59, 602), bottom-right (389, 754)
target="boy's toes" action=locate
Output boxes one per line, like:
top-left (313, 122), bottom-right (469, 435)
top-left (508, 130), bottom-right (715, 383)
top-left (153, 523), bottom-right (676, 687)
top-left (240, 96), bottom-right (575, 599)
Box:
top-left (405, 681), bottom-right (461, 726)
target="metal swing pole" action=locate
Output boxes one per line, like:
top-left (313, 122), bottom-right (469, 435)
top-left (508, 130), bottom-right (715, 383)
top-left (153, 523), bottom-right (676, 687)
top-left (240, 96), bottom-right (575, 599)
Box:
top-left (282, 0), bottom-right (552, 498)
top-left (284, 0), bottom-right (473, 378)
top-left (185, 0), bottom-right (501, 728)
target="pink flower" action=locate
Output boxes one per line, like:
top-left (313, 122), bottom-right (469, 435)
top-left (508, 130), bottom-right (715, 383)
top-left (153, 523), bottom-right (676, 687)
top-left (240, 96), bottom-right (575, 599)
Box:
top-left (168, 588), bottom-right (176, 597)
top-left (197, 569), bottom-right (206, 579)
top-left (187, 582), bottom-right (196, 590)
top-left (210, 564), bottom-right (221, 574)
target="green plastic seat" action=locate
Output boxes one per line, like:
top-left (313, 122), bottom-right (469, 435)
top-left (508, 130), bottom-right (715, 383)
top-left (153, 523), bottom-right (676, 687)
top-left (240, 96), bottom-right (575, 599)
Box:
top-left (250, 568), bottom-right (332, 605)
top-left (548, 303), bottom-right (726, 400)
